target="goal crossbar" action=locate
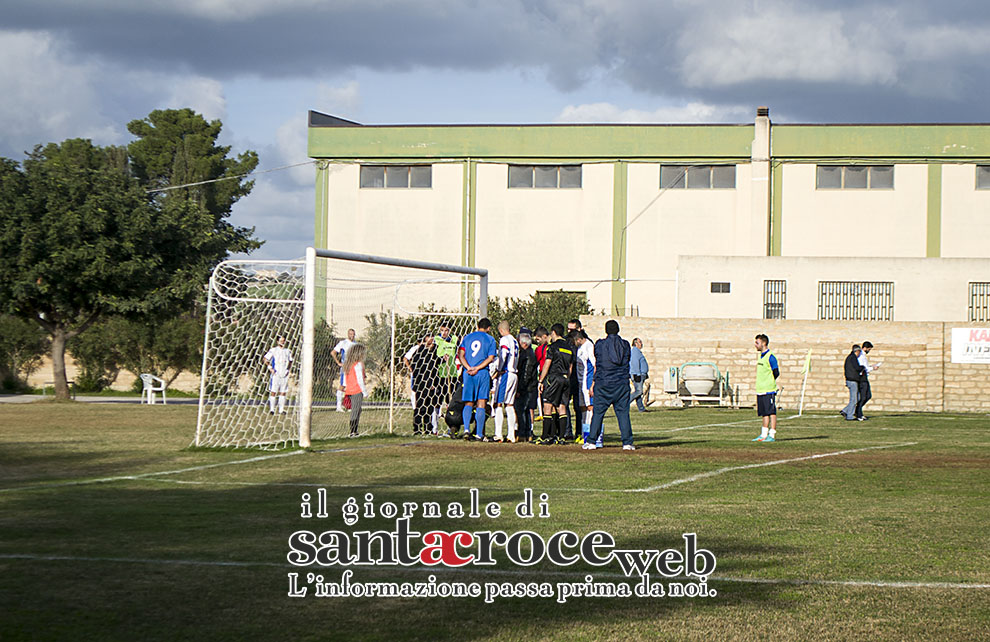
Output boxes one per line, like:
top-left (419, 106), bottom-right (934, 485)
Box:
top-left (298, 248), bottom-right (489, 447)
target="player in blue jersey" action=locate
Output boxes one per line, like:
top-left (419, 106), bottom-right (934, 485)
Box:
top-left (458, 318), bottom-right (498, 440)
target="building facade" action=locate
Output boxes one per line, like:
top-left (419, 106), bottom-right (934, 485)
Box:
top-left (308, 109), bottom-right (990, 322)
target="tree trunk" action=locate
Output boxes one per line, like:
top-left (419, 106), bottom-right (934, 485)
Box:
top-left (51, 327), bottom-right (71, 401)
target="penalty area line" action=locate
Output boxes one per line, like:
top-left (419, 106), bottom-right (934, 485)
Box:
top-left (0, 441), bottom-right (430, 494)
top-left (633, 442), bottom-right (919, 492)
top-left (1, 553), bottom-right (987, 590)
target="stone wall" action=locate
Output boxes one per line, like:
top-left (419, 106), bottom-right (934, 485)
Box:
top-left (579, 316), bottom-right (990, 413)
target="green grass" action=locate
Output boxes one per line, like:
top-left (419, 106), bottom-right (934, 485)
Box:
top-left (1, 403), bottom-right (988, 641)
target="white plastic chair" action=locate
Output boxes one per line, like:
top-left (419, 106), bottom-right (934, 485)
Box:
top-left (140, 374), bottom-right (167, 405)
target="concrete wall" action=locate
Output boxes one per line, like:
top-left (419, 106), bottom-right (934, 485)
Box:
top-left (577, 316), bottom-right (990, 413)
top-left (941, 164), bottom-right (990, 258)
top-left (675, 256), bottom-right (990, 321)
top-left (780, 163), bottom-right (929, 258)
top-left (476, 162), bottom-right (615, 313)
top-left (324, 163), bottom-right (464, 266)
top-left (624, 162), bottom-right (760, 317)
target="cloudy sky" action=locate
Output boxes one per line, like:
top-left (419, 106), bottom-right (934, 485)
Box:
top-left (3, 0), bottom-right (989, 259)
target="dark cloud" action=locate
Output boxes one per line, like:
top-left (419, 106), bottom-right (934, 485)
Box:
top-left (5, 0), bottom-right (990, 122)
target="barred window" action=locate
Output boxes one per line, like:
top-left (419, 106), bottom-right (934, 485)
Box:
top-left (360, 165), bottom-right (432, 189)
top-left (818, 281), bottom-right (894, 321)
top-left (764, 280), bottom-right (786, 319)
top-left (970, 282), bottom-right (990, 322)
top-left (661, 165), bottom-right (735, 189)
top-left (977, 166), bottom-right (990, 190)
top-left (816, 165), bottom-right (894, 190)
top-left (508, 165), bottom-right (582, 189)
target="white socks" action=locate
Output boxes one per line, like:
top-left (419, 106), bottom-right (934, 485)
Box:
top-left (494, 406), bottom-right (504, 440)
top-left (769, 428), bottom-right (776, 439)
top-left (269, 396), bottom-right (277, 412)
top-left (760, 426), bottom-right (769, 439)
top-left (506, 406), bottom-right (517, 442)
top-left (278, 396), bottom-right (286, 413)
top-left (336, 390), bottom-right (344, 410)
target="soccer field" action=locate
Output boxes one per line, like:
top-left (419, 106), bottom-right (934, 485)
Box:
top-left (1, 403), bottom-right (988, 641)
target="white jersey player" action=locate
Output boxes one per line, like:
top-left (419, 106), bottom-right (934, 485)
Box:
top-left (574, 332), bottom-right (597, 445)
top-left (263, 336), bottom-right (293, 414)
top-left (332, 328), bottom-right (357, 412)
top-left (493, 321), bottom-right (519, 442)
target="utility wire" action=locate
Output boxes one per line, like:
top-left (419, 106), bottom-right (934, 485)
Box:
top-left (146, 160), bottom-right (317, 194)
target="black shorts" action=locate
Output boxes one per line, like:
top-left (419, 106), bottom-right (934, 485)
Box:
top-left (543, 376), bottom-right (570, 407)
top-left (756, 393), bottom-right (777, 417)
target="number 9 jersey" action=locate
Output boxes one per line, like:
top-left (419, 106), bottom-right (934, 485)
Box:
top-left (458, 329), bottom-right (498, 401)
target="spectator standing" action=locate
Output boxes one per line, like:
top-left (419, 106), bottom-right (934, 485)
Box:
top-left (856, 341), bottom-right (880, 420)
top-left (841, 345), bottom-right (866, 421)
top-left (586, 320), bottom-right (635, 451)
top-left (629, 337), bottom-right (649, 412)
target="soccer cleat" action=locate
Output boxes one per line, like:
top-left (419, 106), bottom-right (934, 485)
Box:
top-left (493, 437), bottom-right (503, 443)
top-left (622, 444), bottom-right (636, 451)
top-left (752, 436), bottom-right (765, 442)
top-left (763, 436), bottom-right (775, 442)
top-left (582, 443), bottom-right (596, 450)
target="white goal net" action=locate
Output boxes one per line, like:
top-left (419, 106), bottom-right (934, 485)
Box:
top-left (195, 249), bottom-right (486, 449)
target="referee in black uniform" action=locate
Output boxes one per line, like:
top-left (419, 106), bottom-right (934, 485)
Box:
top-left (538, 323), bottom-right (574, 444)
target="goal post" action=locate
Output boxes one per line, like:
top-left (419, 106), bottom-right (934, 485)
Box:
top-left (195, 247), bottom-right (487, 449)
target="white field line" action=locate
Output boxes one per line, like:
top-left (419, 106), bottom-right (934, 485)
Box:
top-left (634, 442), bottom-right (918, 493)
top-left (1, 553), bottom-right (986, 590)
top-left (0, 450), bottom-right (305, 494)
top-left (135, 441), bottom-right (919, 495)
top-left (0, 441), bottom-right (436, 495)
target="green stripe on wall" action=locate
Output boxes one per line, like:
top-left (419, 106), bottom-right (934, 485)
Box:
top-left (927, 164), bottom-right (942, 258)
top-left (310, 125), bottom-right (756, 160)
top-left (313, 162), bottom-right (328, 322)
top-left (771, 162), bottom-right (783, 256)
top-left (611, 162), bottom-right (628, 315)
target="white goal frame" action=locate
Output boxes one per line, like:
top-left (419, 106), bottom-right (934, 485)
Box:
top-left (194, 247), bottom-right (488, 448)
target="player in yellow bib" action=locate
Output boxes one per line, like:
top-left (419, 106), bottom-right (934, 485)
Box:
top-left (753, 333), bottom-right (780, 442)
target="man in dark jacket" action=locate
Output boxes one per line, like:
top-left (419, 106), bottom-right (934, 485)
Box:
top-left (841, 345), bottom-right (865, 421)
top-left (586, 320), bottom-right (635, 451)
top-left (514, 329), bottom-right (538, 441)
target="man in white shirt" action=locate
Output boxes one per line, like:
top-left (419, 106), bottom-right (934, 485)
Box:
top-left (332, 328), bottom-right (357, 412)
top-left (262, 336), bottom-right (293, 415)
top-left (856, 340), bottom-right (880, 420)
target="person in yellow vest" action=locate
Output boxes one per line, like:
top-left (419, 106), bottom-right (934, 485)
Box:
top-left (752, 333), bottom-right (780, 443)
top-left (342, 343), bottom-right (367, 437)
top-left (434, 320), bottom-right (459, 406)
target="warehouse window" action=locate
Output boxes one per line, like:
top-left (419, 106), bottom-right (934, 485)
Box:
top-left (816, 165), bottom-right (894, 189)
top-left (763, 280), bottom-right (787, 319)
top-left (970, 282), bottom-right (990, 322)
top-left (710, 282), bottom-right (731, 294)
top-left (508, 165), bottom-right (582, 189)
top-left (360, 165), bottom-right (432, 189)
top-left (977, 166), bottom-right (990, 190)
top-left (818, 281), bottom-right (894, 321)
top-left (661, 165), bottom-right (735, 189)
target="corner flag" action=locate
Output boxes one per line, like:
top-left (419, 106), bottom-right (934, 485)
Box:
top-left (801, 349), bottom-right (812, 375)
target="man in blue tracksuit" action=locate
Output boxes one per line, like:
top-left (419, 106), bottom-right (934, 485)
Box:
top-left (585, 320), bottom-right (635, 451)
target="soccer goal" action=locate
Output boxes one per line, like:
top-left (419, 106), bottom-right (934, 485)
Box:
top-left (195, 248), bottom-right (488, 449)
